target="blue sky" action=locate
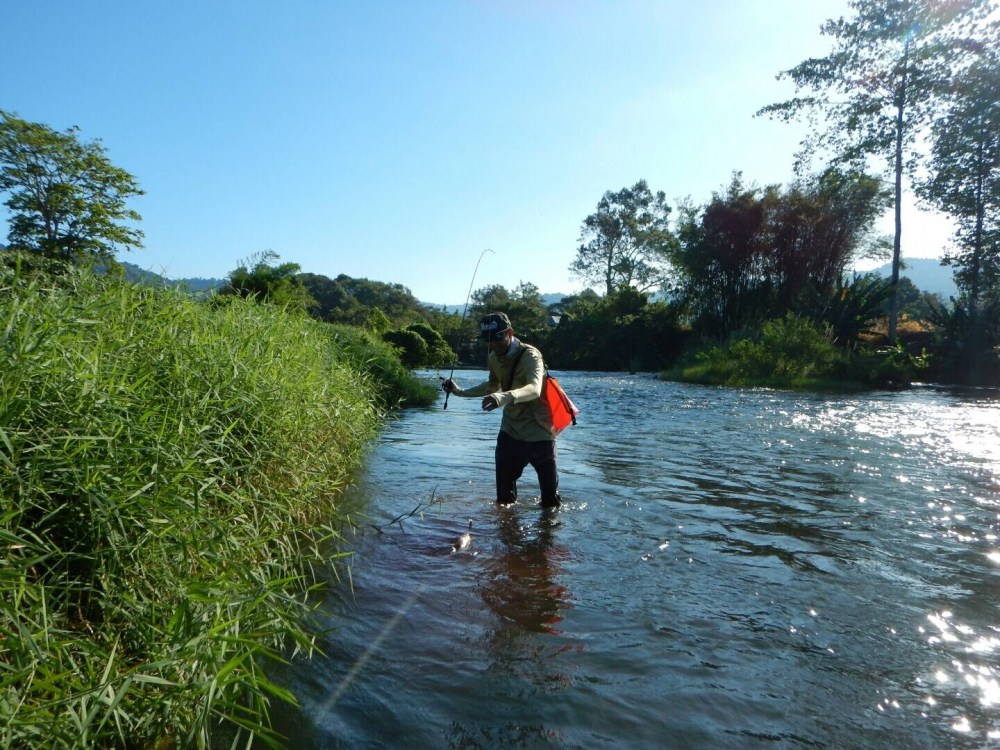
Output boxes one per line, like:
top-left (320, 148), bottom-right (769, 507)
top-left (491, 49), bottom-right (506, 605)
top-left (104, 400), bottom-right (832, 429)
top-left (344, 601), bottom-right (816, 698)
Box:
top-left (4, 0), bottom-right (954, 303)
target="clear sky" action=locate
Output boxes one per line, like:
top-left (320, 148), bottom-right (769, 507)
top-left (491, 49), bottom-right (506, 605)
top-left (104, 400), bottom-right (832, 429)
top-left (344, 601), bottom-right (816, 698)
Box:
top-left (3, 0), bottom-right (955, 303)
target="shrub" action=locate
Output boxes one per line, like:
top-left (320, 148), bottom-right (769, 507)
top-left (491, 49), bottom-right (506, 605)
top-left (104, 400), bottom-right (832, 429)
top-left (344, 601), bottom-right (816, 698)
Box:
top-left (327, 324), bottom-right (437, 407)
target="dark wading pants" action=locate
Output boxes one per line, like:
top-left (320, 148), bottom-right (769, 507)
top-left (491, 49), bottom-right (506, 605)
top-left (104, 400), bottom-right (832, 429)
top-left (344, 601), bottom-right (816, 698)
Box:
top-left (495, 430), bottom-right (559, 504)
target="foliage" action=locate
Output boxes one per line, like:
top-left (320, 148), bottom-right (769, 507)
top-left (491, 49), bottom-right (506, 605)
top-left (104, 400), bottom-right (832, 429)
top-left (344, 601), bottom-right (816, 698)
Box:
top-left (0, 246), bottom-right (76, 282)
top-left (917, 17), bottom-right (1000, 375)
top-left (367, 306), bottom-right (392, 336)
top-left (570, 179), bottom-right (677, 296)
top-left (757, 0), bottom-right (991, 340)
top-left (663, 313), bottom-right (926, 389)
top-left (671, 176), bottom-right (773, 335)
top-left (322, 323), bottom-right (438, 408)
top-left (545, 288), bottom-right (685, 372)
top-left (0, 111), bottom-right (144, 262)
top-left (219, 250), bottom-right (315, 313)
top-left (470, 281), bottom-right (550, 340)
top-left (671, 170), bottom-right (888, 338)
top-left (382, 328), bottom-right (429, 369)
top-left (888, 275), bottom-right (944, 320)
top-left (770, 168), bottom-right (890, 306)
top-left (812, 272), bottom-right (894, 349)
top-left (922, 295), bottom-right (1000, 384)
top-left (920, 27), bottom-right (1000, 297)
top-left (403, 322), bottom-right (455, 368)
top-left (0, 269), bottom-right (387, 749)
top-left (299, 272), bottom-right (432, 328)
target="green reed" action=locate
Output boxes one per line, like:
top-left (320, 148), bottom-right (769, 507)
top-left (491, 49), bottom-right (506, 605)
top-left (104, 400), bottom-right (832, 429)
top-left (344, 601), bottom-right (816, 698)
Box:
top-left (0, 269), bottom-right (406, 748)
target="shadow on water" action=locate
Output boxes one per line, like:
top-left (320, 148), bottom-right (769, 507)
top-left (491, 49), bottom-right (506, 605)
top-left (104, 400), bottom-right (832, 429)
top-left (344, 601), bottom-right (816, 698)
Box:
top-left (447, 507), bottom-right (579, 749)
top-left (480, 508), bottom-right (570, 635)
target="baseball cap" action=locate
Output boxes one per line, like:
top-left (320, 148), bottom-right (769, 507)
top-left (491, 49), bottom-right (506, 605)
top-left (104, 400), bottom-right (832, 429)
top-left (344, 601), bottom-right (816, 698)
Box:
top-left (478, 312), bottom-right (512, 339)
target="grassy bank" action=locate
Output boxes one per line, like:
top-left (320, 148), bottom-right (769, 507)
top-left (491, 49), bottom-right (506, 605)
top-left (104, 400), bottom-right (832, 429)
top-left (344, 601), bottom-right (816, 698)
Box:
top-left (0, 269), bottom-right (432, 748)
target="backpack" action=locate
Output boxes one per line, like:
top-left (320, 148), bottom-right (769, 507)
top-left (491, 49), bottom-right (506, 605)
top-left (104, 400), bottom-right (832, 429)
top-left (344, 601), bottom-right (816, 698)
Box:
top-left (508, 346), bottom-right (579, 434)
top-left (542, 372), bottom-right (579, 434)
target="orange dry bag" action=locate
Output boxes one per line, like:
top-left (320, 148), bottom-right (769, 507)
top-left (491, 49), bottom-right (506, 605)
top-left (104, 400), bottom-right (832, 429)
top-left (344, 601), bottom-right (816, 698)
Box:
top-left (542, 374), bottom-right (579, 434)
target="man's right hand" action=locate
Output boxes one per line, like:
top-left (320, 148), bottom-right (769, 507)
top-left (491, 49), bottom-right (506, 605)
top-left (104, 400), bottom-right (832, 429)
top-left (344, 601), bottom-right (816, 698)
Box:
top-left (442, 378), bottom-right (458, 394)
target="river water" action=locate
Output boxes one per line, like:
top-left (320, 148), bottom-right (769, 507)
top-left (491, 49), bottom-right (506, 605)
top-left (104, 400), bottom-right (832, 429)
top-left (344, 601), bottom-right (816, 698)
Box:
top-left (270, 372), bottom-right (1000, 749)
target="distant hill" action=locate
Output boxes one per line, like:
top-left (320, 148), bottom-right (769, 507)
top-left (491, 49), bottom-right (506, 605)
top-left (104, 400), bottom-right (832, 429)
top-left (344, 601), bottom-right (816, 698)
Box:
top-left (428, 293), bottom-right (566, 314)
top-left (865, 257), bottom-right (957, 300)
top-left (120, 261), bottom-right (225, 293)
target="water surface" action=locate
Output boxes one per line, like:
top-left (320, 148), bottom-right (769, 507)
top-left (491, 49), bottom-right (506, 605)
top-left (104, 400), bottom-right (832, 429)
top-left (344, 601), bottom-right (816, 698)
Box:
top-left (272, 373), bottom-right (1000, 749)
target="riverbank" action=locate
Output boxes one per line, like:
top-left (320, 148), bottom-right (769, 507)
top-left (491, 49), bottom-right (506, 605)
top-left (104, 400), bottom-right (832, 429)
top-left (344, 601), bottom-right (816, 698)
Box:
top-left (0, 270), bottom-right (435, 749)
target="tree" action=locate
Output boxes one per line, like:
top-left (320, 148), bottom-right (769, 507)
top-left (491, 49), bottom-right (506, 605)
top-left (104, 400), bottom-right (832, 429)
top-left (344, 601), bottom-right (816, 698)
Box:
top-left (757, 0), bottom-right (990, 341)
top-left (382, 328), bottom-right (429, 369)
top-left (544, 288), bottom-right (684, 371)
top-left (403, 322), bottom-right (455, 367)
top-left (670, 175), bottom-right (773, 337)
top-left (570, 180), bottom-right (677, 296)
top-left (917, 21), bottom-right (1000, 377)
top-left (470, 281), bottom-right (549, 341)
top-left (770, 167), bottom-right (890, 309)
top-left (367, 307), bottom-right (393, 336)
top-left (670, 171), bottom-right (888, 338)
top-left (220, 251), bottom-right (315, 313)
top-left (0, 111), bottom-right (143, 262)
top-left (299, 272), bottom-right (430, 327)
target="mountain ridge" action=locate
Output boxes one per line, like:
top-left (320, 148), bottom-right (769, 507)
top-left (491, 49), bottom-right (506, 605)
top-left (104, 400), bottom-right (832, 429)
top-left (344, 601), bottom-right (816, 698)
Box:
top-left (865, 257), bottom-right (957, 300)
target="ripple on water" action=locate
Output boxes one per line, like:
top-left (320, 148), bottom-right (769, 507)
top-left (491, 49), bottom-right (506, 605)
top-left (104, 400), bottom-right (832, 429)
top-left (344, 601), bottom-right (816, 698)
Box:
top-left (271, 376), bottom-right (1000, 748)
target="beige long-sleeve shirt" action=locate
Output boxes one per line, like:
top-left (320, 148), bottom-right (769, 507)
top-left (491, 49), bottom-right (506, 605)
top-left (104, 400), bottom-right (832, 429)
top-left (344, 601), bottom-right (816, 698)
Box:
top-left (450, 339), bottom-right (555, 442)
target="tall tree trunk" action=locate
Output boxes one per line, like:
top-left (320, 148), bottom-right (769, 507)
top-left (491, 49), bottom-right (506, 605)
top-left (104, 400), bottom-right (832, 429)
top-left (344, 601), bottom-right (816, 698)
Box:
top-left (888, 36), bottom-right (910, 345)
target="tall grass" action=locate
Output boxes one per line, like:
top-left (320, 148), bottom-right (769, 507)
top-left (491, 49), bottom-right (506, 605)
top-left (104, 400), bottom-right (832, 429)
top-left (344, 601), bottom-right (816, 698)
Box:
top-left (0, 269), bottom-right (393, 748)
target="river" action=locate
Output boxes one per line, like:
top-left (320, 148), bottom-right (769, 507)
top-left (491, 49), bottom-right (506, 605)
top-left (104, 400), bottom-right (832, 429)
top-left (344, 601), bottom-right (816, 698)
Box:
top-left (268, 372), bottom-right (1000, 749)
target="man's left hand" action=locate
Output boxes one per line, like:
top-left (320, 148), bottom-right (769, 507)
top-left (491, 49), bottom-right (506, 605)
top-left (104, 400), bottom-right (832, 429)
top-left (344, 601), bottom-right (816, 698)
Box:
top-left (481, 394), bottom-right (500, 412)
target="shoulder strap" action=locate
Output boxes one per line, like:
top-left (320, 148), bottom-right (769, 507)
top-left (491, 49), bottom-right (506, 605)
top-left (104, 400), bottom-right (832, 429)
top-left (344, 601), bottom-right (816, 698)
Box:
top-left (504, 346), bottom-right (528, 391)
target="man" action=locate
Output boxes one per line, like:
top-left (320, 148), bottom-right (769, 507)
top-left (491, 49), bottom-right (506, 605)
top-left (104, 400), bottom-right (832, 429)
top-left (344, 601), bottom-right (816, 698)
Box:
top-left (443, 312), bottom-right (561, 508)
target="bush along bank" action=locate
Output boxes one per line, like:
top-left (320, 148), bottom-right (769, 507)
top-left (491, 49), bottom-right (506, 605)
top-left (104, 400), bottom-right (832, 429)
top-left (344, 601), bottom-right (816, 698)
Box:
top-left (0, 270), bottom-right (431, 749)
top-left (661, 313), bottom-right (929, 391)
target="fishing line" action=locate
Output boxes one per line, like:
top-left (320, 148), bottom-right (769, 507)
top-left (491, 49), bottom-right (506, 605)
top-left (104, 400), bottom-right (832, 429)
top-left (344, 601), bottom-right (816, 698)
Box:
top-left (443, 247), bottom-right (494, 410)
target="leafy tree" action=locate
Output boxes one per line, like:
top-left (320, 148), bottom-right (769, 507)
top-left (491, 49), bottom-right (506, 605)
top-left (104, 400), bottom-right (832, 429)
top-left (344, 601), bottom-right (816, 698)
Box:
top-left (671, 170), bottom-right (889, 339)
top-left (770, 168), bottom-right (889, 309)
top-left (890, 275), bottom-right (942, 319)
top-left (570, 179), bottom-right (677, 296)
top-left (545, 288), bottom-right (684, 371)
top-left (220, 251), bottom-right (315, 313)
top-left (382, 328), bottom-right (429, 369)
top-left (470, 281), bottom-right (550, 341)
top-left (670, 175), bottom-right (774, 337)
top-left (757, 0), bottom-right (991, 341)
top-left (0, 111), bottom-right (143, 262)
top-left (367, 307), bottom-right (392, 336)
top-left (404, 322), bottom-right (455, 367)
top-left (917, 21), bottom-right (1000, 378)
top-left (298, 272), bottom-right (359, 321)
top-left (924, 295), bottom-right (1000, 383)
top-left (299, 272), bottom-right (431, 327)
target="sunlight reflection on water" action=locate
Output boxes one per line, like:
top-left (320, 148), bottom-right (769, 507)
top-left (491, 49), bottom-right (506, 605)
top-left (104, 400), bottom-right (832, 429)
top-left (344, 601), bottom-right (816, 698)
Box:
top-left (270, 375), bottom-right (1000, 749)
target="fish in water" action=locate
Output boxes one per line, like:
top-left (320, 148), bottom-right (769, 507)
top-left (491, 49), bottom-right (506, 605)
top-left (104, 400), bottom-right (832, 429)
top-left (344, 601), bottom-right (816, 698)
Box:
top-left (452, 519), bottom-right (473, 553)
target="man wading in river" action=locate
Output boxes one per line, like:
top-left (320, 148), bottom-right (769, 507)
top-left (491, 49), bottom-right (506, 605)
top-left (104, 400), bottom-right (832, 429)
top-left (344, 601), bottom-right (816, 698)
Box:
top-left (442, 312), bottom-right (561, 508)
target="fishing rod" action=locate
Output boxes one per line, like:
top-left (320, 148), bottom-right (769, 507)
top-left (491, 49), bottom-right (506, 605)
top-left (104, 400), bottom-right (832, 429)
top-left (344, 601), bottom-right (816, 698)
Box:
top-left (443, 247), bottom-right (494, 410)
